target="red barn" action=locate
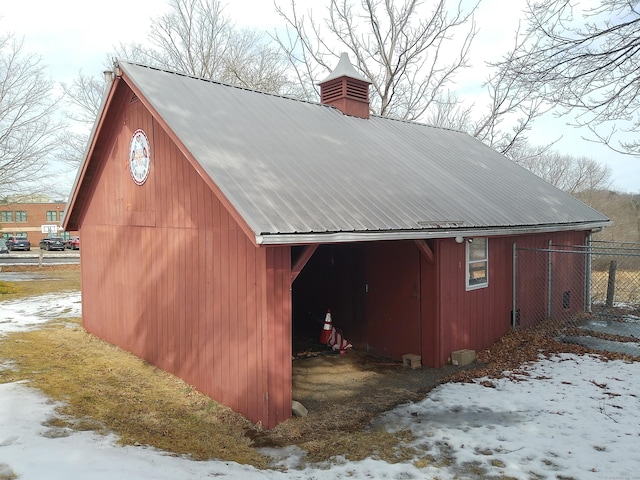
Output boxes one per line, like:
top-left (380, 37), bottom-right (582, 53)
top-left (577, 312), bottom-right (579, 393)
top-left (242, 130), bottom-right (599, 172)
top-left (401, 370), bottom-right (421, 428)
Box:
top-left (64, 55), bottom-right (610, 428)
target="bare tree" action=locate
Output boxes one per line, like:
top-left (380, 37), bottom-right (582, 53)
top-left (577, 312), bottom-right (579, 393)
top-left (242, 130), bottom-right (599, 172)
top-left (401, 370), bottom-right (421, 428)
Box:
top-left (422, 90), bottom-right (473, 131)
top-left (510, 143), bottom-right (612, 194)
top-left (59, 0), bottom-right (294, 170)
top-left (58, 71), bottom-right (111, 168)
top-left (0, 33), bottom-right (64, 194)
top-left (117, 0), bottom-right (292, 93)
top-left (473, 31), bottom-right (552, 156)
top-left (62, 72), bottom-right (107, 125)
top-left (497, 0), bottom-right (640, 156)
top-left (274, 0), bottom-right (480, 121)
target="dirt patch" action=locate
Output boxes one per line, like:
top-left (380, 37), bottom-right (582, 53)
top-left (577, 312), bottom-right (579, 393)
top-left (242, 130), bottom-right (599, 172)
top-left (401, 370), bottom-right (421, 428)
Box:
top-left (0, 264), bottom-right (79, 273)
top-left (294, 351), bottom-right (472, 415)
top-left (251, 349), bottom-right (479, 452)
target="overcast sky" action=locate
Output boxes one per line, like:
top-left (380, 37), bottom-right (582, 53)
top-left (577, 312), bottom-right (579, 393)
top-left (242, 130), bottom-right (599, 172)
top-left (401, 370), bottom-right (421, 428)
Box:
top-left (2, 0), bottom-right (638, 193)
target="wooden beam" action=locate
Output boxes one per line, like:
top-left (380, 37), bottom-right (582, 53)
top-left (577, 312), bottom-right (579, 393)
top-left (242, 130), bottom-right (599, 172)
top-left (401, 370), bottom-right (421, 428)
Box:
top-left (414, 239), bottom-right (434, 264)
top-left (291, 244), bottom-right (319, 284)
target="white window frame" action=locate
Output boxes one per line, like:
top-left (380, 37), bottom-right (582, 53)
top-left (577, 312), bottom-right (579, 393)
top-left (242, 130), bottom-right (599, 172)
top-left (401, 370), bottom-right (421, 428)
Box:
top-left (466, 237), bottom-right (488, 290)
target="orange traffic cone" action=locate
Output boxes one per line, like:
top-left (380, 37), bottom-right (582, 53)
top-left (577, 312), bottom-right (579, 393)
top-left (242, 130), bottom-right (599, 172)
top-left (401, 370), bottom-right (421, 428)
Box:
top-left (319, 310), bottom-right (332, 344)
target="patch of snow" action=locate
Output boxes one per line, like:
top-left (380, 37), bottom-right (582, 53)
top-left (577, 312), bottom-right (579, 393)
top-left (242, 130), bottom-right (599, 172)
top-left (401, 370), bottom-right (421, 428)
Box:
top-left (0, 292), bottom-right (81, 335)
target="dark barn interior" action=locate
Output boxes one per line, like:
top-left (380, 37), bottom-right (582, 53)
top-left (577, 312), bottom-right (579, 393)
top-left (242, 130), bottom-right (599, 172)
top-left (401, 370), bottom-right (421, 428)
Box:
top-left (291, 244), bottom-right (366, 355)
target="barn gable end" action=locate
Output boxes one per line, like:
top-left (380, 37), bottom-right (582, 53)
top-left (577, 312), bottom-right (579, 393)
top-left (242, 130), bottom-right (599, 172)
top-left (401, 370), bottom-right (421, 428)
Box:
top-left (77, 81), bottom-right (292, 428)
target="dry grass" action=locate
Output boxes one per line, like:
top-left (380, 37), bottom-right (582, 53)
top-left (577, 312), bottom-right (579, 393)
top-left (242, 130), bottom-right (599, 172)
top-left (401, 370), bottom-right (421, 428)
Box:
top-left (0, 320), bottom-right (270, 466)
top-left (0, 265), bottom-right (414, 467)
top-left (591, 269), bottom-right (640, 304)
top-left (0, 319), bottom-right (416, 466)
top-left (0, 264), bottom-right (81, 299)
top-left (0, 281), bottom-right (21, 295)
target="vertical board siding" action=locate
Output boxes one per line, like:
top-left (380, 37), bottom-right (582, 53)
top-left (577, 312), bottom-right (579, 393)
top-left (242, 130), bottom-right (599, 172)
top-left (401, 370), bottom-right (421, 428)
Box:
top-left (364, 241), bottom-right (421, 360)
top-left (420, 247), bottom-right (439, 368)
top-left (431, 231), bottom-right (589, 367)
top-left (265, 246), bottom-right (292, 426)
top-left (79, 88), bottom-right (293, 427)
top-left (434, 234), bottom-right (512, 366)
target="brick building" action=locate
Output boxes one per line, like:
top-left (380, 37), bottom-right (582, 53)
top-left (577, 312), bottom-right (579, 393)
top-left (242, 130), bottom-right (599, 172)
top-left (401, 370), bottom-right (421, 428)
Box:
top-left (0, 202), bottom-right (77, 246)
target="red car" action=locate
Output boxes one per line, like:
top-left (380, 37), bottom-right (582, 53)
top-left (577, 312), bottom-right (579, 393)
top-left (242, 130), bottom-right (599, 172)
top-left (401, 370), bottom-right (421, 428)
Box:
top-left (65, 236), bottom-right (80, 250)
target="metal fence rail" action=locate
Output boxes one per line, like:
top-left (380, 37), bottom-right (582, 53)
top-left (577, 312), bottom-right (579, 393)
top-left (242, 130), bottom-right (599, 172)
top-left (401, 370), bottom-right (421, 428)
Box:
top-left (513, 240), bottom-right (640, 356)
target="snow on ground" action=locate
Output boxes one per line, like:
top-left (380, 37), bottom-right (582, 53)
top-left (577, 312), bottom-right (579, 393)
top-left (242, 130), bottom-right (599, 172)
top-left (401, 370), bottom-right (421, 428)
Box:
top-left (1, 293), bottom-right (640, 479)
top-left (0, 292), bottom-right (81, 335)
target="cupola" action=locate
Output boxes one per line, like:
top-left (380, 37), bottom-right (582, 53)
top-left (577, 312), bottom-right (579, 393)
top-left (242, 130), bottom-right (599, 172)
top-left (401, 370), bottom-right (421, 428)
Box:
top-left (318, 53), bottom-right (371, 119)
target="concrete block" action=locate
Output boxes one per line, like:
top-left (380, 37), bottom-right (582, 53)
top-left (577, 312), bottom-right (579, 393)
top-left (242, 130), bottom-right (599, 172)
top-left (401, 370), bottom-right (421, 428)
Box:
top-left (292, 400), bottom-right (308, 417)
top-left (451, 349), bottom-right (476, 366)
top-left (402, 353), bottom-right (422, 369)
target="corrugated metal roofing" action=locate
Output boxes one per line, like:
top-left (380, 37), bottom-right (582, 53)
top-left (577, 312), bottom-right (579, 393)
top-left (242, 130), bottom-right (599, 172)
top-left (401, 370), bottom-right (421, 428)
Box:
top-left (117, 61), bottom-right (610, 243)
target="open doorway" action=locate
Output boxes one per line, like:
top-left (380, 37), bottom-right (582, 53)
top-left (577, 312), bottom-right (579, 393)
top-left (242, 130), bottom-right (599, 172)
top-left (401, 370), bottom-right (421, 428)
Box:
top-left (291, 243), bottom-right (365, 355)
top-left (291, 240), bottom-right (426, 360)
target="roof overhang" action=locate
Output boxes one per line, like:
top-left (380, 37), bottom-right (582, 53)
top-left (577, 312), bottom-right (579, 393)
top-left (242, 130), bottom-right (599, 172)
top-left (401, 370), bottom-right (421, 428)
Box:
top-left (255, 221), bottom-right (611, 245)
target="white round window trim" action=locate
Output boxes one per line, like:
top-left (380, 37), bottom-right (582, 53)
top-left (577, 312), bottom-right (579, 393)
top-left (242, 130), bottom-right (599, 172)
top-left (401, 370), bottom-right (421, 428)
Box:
top-left (129, 129), bottom-right (151, 185)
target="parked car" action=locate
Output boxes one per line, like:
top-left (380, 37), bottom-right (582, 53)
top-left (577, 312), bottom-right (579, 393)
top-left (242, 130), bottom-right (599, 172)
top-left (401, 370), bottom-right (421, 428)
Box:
top-left (6, 236), bottom-right (31, 251)
top-left (0, 239), bottom-right (8, 254)
top-left (39, 236), bottom-right (66, 251)
top-left (65, 236), bottom-right (80, 250)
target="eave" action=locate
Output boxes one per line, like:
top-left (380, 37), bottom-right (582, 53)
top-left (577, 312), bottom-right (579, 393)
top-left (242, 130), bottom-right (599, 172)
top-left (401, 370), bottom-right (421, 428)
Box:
top-left (255, 220), bottom-right (611, 245)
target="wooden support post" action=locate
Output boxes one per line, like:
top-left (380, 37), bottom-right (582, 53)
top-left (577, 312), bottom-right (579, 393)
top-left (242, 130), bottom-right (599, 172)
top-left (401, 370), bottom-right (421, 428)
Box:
top-left (606, 260), bottom-right (617, 307)
top-left (414, 239), bottom-right (434, 264)
top-left (291, 244), bottom-right (319, 284)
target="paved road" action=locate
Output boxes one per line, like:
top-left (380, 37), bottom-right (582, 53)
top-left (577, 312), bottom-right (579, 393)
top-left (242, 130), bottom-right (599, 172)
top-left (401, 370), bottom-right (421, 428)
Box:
top-left (0, 249), bottom-right (80, 266)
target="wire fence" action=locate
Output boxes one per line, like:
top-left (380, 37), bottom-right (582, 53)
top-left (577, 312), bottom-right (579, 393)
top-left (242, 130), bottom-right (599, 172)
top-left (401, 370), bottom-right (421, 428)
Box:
top-left (513, 240), bottom-right (640, 356)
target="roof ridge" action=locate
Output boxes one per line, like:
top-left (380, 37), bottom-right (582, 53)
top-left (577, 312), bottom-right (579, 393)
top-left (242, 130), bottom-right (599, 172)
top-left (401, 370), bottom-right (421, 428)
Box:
top-left (368, 112), bottom-right (468, 134)
top-left (118, 59), bottom-right (468, 135)
top-left (117, 59), bottom-right (334, 109)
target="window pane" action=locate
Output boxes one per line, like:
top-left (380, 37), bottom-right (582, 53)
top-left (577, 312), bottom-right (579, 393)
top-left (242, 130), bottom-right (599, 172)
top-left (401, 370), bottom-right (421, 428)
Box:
top-left (469, 261), bottom-right (487, 285)
top-left (469, 238), bottom-right (487, 260)
top-left (46, 211), bottom-right (57, 221)
top-left (15, 211), bottom-right (27, 222)
top-left (466, 237), bottom-right (488, 290)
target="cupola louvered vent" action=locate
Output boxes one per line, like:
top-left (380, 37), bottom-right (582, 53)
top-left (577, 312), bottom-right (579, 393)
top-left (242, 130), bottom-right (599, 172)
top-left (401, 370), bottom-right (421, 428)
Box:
top-left (318, 53), bottom-right (371, 119)
top-left (320, 79), bottom-right (369, 104)
top-left (346, 81), bottom-right (368, 101)
top-left (320, 79), bottom-right (344, 104)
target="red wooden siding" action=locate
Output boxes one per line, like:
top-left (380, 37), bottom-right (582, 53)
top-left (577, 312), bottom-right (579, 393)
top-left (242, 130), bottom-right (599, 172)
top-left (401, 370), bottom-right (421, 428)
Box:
top-left (78, 88), bottom-right (292, 428)
top-left (365, 241), bottom-right (421, 359)
top-left (433, 237), bottom-right (512, 366)
top-left (420, 245), bottom-right (439, 367)
top-left (428, 231), bottom-right (589, 367)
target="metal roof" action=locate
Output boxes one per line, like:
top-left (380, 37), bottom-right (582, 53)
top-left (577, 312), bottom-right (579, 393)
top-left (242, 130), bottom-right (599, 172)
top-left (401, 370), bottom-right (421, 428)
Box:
top-left (116, 61), bottom-right (609, 244)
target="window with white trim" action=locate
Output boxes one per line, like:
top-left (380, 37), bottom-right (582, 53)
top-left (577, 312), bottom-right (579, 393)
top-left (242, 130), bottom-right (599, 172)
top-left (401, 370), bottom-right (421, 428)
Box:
top-left (466, 237), bottom-right (488, 290)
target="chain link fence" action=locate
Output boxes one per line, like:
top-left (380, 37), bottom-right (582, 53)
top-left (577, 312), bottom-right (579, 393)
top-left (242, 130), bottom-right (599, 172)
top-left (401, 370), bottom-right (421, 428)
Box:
top-left (513, 240), bottom-right (640, 356)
